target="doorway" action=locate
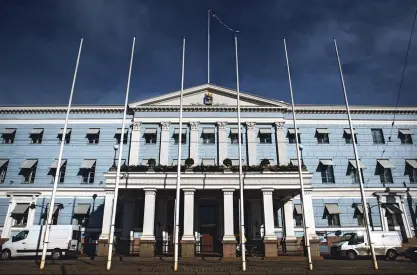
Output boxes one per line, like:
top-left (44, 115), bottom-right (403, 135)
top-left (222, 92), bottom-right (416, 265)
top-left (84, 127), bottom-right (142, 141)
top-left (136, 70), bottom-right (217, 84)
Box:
top-left (199, 204), bottom-right (219, 254)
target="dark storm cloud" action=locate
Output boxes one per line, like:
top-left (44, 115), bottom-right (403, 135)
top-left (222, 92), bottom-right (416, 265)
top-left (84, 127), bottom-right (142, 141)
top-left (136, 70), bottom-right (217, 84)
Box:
top-left (0, 0), bottom-right (416, 106)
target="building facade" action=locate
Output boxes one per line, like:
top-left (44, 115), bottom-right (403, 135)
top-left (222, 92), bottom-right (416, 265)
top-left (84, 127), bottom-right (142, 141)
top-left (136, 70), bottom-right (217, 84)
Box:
top-left (0, 84), bottom-right (416, 258)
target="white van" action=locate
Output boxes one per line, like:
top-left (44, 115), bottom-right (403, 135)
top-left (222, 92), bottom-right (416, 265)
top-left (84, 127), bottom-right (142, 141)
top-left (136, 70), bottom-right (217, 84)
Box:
top-left (331, 231), bottom-right (402, 260)
top-left (1, 225), bottom-right (80, 260)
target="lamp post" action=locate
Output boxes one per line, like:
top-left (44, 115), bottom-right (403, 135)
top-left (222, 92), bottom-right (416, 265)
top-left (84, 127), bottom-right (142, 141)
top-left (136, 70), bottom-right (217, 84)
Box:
top-left (299, 144), bottom-right (304, 167)
top-left (113, 144), bottom-right (119, 167)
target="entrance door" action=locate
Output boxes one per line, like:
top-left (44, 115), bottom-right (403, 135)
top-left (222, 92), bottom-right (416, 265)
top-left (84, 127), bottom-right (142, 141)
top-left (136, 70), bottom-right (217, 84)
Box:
top-left (199, 205), bottom-right (217, 254)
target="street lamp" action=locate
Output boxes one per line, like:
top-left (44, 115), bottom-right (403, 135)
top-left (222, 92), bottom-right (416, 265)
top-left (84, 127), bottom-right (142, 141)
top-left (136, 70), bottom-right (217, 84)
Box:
top-left (113, 144), bottom-right (119, 167)
top-left (298, 144), bottom-right (304, 167)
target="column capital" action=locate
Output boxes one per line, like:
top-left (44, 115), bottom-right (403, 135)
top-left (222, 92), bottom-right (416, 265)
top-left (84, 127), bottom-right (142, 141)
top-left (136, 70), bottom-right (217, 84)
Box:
top-left (217, 121), bottom-right (228, 131)
top-left (222, 189), bottom-right (235, 195)
top-left (132, 122), bottom-right (141, 131)
top-left (105, 190), bottom-right (115, 195)
top-left (144, 188), bottom-right (157, 195)
top-left (246, 122), bottom-right (256, 131)
top-left (262, 188), bottom-right (274, 195)
top-left (274, 121), bottom-right (285, 130)
top-left (161, 121), bottom-right (170, 131)
top-left (189, 121), bottom-right (200, 131)
top-left (183, 188), bottom-right (196, 195)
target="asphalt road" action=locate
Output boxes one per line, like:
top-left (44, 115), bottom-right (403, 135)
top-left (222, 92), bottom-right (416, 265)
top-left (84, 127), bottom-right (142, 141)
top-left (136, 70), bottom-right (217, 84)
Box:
top-left (0, 257), bottom-right (417, 274)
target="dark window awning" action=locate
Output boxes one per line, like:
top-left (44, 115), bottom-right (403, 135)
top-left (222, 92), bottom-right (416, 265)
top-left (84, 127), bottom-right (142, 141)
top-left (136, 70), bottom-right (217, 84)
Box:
top-left (30, 128), bottom-right (44, 135)
top-left (399, 129), bottom-right (412, 135)
top-left (87, 128), bottom-right (100, 135)
top-left (11, 204), bottom-right (29, 215)
top-left (259, 128), bottom-right (272, 134)
top-left (384, 204), bottom-right (402, 214)
top-left (74, 204), bottom-right (90, 215)
top-left (349, 160), bottom-right (366, 169)
top-left (20, 159), bottom-right (38, 169)
top-left (202, 128), bottom-right (215, 134)
top-left (50, 159), bottom-right (67, 169)
top-left (115, 128), bottom-right (128, 135)
top-left (294, 204), bottom-right (303, 215)
top-left (144, 128), bottom-right (157, 134)
top-left (81, 159), bottom-right (96, 169)
top-left (58, 128), bottom-right (72, 135)
top-left (406, 159), bottom-right (417, 169)
top-left (174, 128), bottom-right (187, 134)
top-left (0, 159), bottom-right (8, 168)
top-left (325, 203), bottom-right (342, 214)
top-left (377, 159), bottom-right (394, 169)
top-left (3, 128), bottom-right (16, 135)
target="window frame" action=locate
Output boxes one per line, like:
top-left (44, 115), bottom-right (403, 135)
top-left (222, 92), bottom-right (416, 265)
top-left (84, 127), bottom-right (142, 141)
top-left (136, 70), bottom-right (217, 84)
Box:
top-left (0, 161), bottom-right (8, 183)
top-left (87, 129), bottom-right (100, 144)
top-left (410, 167), bottom-right (417, 183)
top-left (202, 133), bottom-right (215, 144)
top-left (259, 133), bottom-right (272, 144)
top-left (344, 133), bottom-right (358, 144)
top-left (378, 166), bottom-right (393, 184)
top-left (21, 164), bottom-right (37, 184)
top-left (316, 133), bottom-right (330, 144)
top-left (51, 163), bottom-right (66, 184)
top-left (230, 133), bottom-right (243, 144)
top-left (174, 133), bottom-right (187, 145)
top-left (371, 129), bottom-right (385, 144)
top-left (400, 133), bottom-right (413, 144)
top-left (2, 130), bottom-right (16, 144)
top-left (144, 134), bottom-right (157, 144)
top-left (288, 133), bottom-right (301, 144)
top-left (350, 167), bottom-right (365, 184)
top-left (295, 214), bottom-right (303, 227)
top-left (12, 205), bottom-right (29, 227)
top-left (115, 133), bottom-right (128, 145)
top-left (80, 163), bottom-right (96, 184)
top-left (321, 164), bottom-right (335, 183)
top-left (30, 129), bottom-right (44, 144)
top-left (58, 131), bottom-right (71, 144)
top-left (327, 214), bottom-right (341, 227)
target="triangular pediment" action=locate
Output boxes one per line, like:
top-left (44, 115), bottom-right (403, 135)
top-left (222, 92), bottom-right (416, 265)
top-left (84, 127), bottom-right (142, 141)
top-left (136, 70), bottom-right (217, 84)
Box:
top-left (129, 84), bottom-right (288, 108)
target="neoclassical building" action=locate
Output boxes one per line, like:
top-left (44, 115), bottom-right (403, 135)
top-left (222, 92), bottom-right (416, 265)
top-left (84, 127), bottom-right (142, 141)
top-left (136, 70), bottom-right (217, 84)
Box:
top-left (0, 84), bottom-right (416, 258)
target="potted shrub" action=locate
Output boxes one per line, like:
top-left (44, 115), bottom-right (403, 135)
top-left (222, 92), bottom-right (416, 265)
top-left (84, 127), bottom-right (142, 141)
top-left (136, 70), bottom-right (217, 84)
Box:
top-left (223, 158), bottom-right (232, 168)
top-left (147, 158), bottom-right (156, 168)
top-left (185, 158), bottom-right (194, 168)
top-left (260, 159), bottom-right (270, 167)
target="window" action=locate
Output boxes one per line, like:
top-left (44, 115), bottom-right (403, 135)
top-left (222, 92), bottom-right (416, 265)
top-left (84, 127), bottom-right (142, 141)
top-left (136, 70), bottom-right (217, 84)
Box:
top-left (144, 129), bottom-right (157, 144)
top-left (405, 160), bottom-right (417, 183)
top-left (2, 128), bottom-right (16, 144)
top-left (229, 129), bottom-right (243, 144)
top-left (399, 129), bottom-right (413, 144)
top-left (80, 159), bottom-right (96, 184)
top-left (202, 128), bottom-right (215, 144)
top-left (316, 129), bottom-right (329, 144)
top-left (384, 204), bottom-right (403, 228)
top-left (0, 159), bottom-right (8, 183)
top-left (259, 129), bottom-right (272, 144)
top-left (377, 160), bottom-right (394, 184)
top-left (319, 160), bottom-right (335, 183)
top-left (73, 204), bottom-right (91, 226)
top-left (86, 128), bottom-right (100, 144)
top-left (173, 128), bottom-right (186, 144)
top-left (30, 128), bottom-right (44, 144)
top-left (11, 204), bottom-right (30, 227)
top-left (294, 204), bottom-right (303, 227)
top-left (354, 204), bottom-right (365, 226)
top-left (371, 129), bottom-right (385, 144)
top-left (348, 160), bottom-right (365, 184)
top-left (52, 206), bottom-right (60, 225)
top-left (49, 160), bottom-right (66, 183)
top-left (19, 159), bottom-right (38, 184)
top-left (287, 128), bottom-right (301, 144)
top-left (115, 128), bottom-right (128, 144)
top-left (57, 128), bottom-right (71, 144)
top-left (343, 128), bottom-right (357, 144)
top-left (13, 230), bottom-right (29, 241)
top-left (202, 159), bottom-right (216, 166)
top-left (324, 204), bottom-right (341, 227)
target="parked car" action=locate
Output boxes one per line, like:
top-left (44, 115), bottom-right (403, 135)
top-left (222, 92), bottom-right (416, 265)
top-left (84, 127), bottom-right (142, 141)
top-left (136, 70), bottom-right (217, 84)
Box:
top-left (403, 246), bottom-right (417, 262)
top-left (330, 231), bottom-right (402, 260)
top-left (1, 225), bottom-right (80, 260)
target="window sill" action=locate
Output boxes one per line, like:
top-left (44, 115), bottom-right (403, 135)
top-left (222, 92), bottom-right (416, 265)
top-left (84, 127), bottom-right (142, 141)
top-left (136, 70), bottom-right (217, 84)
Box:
top-left (21, 182), bottom-right (34, 184)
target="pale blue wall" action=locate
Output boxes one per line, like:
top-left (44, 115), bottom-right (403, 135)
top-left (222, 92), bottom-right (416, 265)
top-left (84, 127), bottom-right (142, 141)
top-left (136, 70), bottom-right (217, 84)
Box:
top-left (138, 123), bottom-right (160, 165)
top-left (0, 198), bottom-right (9, 227)
top-left (255, 124), bottom-right (277, 165)
top-left (168, 124), bottom-right (190, 164)
top-left (198, 124), bottom-right (217, 165)
top-left (226, 125), bottom-right (248, 165)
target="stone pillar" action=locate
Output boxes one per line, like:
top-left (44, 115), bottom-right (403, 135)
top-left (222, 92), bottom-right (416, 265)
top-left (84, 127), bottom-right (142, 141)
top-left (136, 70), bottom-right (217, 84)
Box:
top-left (283, 199), bottom-right (297, 253)
top-left (181, 189), bottom-right (196, 257)
top-left (26, 197), bottom-right (37, 227)
top-left (303, 191), bottom-right (320, 257)
top-left (140, 188), bottom-right (157, 257)
top-left (262, 189), bottom-right (278, 257)
top-left (1, 199), bottom-right (16, 240)
top-left (189, 122), bottom-right (200, 165)
top-left (246, 122), bottom-right (257, 166)
top-left (159, 122), bottom-right (170, 166)
top-left (377, 196), bottom-right (388, 231)
top-left (222, 189), bottom-right (237, 258)
top-left (129, 122), bottom-right (141, 166)
top-left (97, 190), bottom-right (115, 256)
top-left (217, 122), bottom-right (228, 165)
top-left (399, 196), bottom-right (413, 239)
top-left (274, 121), bottom-right (287, 165)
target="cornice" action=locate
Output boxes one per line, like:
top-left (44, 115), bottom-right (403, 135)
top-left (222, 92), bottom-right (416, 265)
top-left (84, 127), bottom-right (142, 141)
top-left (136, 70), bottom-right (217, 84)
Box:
top-left (0, 106), bottom-right (127, 114)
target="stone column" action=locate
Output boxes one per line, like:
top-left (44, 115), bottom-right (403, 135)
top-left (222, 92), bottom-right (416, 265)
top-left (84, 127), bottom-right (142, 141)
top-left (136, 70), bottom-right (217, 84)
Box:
top-left (189, 122), bottom-right (200, 165)
top-left (26, 197), bottom-right (37, 227)
top-left (377, 196), bottom-right (388, 231)
top-left (222, 189), bottom-right (237, 258)
top-left (217, 122), bottom-right (228, 165)
top-left (283, 199), bottom-right (297, 252)
top-left (159, 122), bottom-right (170, 165)
top-left (181, 189), bottom-right (196, 257)
top-left (97, 190), bottom-right (115, 256)
top-left (129, 122), bottom-right (141, 166)
top-left (303, 191), bottom-right (320, 257)
top-left (275, 121), bottom-right (287, 165)
top-left (140, 188), bottom-right (157, 257)
top-left (246, 122), bottom-right (257, 166)
top-left (1, 199), bottom-right (16, 240)
top-left (399, 196), bottom-right (413, 239)
top-left (262, 189), bottom-right (278, 257)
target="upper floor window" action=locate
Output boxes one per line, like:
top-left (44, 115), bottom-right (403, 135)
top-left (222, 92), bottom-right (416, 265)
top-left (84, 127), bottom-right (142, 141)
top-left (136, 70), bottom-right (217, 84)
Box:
top-left (376, 159), bottom-right (394, 184)
top-left (0, 159), bottom-right (8, 183)
top-left (30, 128), bottom-right (44, 144)
top-left (348, 160), bottom-right (365, 184)
top-left (343, 128), bottom-right (357, 144)
top-left (398, 129), bottom-right (413, 144)
top-left (144, 128), bottom-right (157, 144)
top-left (19, 159), bottom-right (38, 184)
top-left (80, 159), bottom-right (96, 184)
top-left (287, 128), bottom-right (301, 144)
top-left (49, 159), bottom-right (67, 183)
top-left (315, 128), bottom-right (329, 144)
top-left (259, 128), bottom-right (272, 144)
top-left (58, 128), bottom-right (71, 144)
top-left (294, 204), bottom-right (303, 227)
top-left (202, 128), bottom-right (215, 144)
top-left (2, 128), bottom-right (16, 144)
top-left (405, 160), bottom-right (417, 183)
top-left (319, 160), bottom-right (335, 183)
top-left (173, 128), bottom-right (186, 144)
top-left (51, 205), bottom-right (60, 225)
top-left (324, 203), bottom-right (341, 227)
top-left (11, 204), bottom-right (30, 227)
top-left (353, 204), bottom-right (366, 226)
top-left (229, 129), bottom-right (243, 144)
top-left (86, 128), bottom-right (100, 144)
top-left (115, 128), bottom-right (128, 144)
top-left (371, 129), bottom-right (385, 144)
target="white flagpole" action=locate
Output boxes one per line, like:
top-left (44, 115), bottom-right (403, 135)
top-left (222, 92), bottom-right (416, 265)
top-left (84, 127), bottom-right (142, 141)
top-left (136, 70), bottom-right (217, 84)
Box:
top-left (174, 37), bottom-right (186, 272)
top-left (234, 34), bottom-right (246, 272)
top-left (208, 9), bottom-right (211, 84)
top-left (40, 37), bottom-right (83, 270)
top-left (106, 37), bottom-right (136, 270)
top-left (283, 38), bottom-right (313, 271)
top-left (333, 38), bottom-right (378, 270)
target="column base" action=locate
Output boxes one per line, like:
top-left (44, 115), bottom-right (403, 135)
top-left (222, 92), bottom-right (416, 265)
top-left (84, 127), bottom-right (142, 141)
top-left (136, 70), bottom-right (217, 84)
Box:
top-left (284, 237), bottom-right (299, 254)
top-left (97, 239), bottom-right (109, 257)
top-left (140, 240), bottom-right (155, 258)
top-left (181, 240), bottom-right (196, 258)
top-left (222, 240), bottom-right (237, 258)
top-left (308, 238), bottom-right (320, 257)
top-left (264, 239), bottom-right (278, 258)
